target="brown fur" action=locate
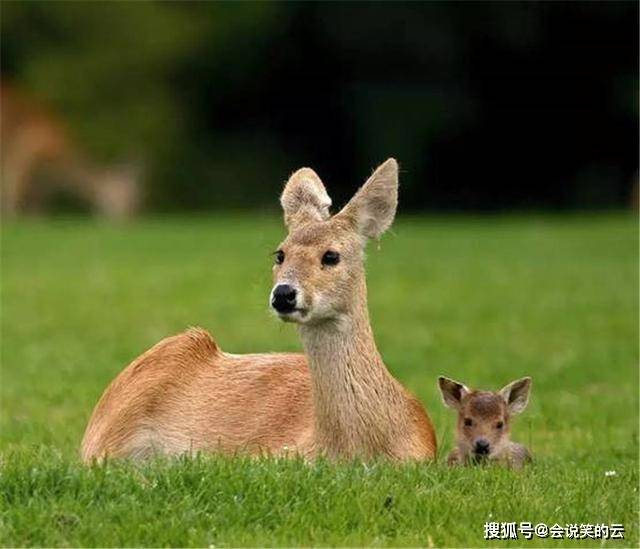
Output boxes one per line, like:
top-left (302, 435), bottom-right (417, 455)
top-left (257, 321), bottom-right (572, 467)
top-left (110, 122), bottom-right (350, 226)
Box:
top-left (81, 159), bottom-right (436, 462)
top-left (81, 329), bottom-right (315, 460)
top-left (438, 376), bottom-right (532, 468)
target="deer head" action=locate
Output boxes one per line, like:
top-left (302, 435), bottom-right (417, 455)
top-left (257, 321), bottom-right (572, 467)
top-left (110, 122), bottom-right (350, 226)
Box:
top-left (270, 158), bottom-right (398, 327)
top-left (438, 376), bottom-right (532, 460)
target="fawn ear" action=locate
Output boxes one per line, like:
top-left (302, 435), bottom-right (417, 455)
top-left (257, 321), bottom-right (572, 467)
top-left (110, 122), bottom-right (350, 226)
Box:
top-left (438, 376), bottom-right (470, 410)
top-left (281, 167), bottom-right (332, 230)
top-left (499, 377), bottom-right (532, 415)
top-left (337, 158), bottom-right (398, 240)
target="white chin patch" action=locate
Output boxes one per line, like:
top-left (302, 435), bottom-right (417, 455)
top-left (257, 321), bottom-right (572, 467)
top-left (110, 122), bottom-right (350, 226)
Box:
top-left (278, 309), bottom-right (309, 323)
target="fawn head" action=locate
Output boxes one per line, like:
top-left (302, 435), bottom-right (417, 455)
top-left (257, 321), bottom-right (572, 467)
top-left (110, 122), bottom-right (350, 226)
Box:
top-left (93, 163), bottom-right (141, 219)
top-left (438, 376), bottom-right (532, 460)
top-left (270, 158), bottom-right (398, 326)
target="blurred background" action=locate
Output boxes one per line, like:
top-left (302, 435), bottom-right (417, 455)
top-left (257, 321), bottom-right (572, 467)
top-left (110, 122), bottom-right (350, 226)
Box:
top-left (1, 1), bottom-right (638, 217)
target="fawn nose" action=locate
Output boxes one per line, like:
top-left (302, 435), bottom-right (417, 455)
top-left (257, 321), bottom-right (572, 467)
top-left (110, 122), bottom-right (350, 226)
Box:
top-left (474, 439), bottom-right (491, 455)
top-left (271, 284), bottom-right (297, 314)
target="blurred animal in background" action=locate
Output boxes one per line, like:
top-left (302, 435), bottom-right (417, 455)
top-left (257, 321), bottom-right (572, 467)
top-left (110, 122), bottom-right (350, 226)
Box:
top-left (1, 83), bottom-right (141, 219)
top-left (438, 375), bottom-right (532, 468)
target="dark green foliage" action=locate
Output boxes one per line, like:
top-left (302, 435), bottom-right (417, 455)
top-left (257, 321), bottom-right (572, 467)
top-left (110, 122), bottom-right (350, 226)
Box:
top-left (2, 3), bottom-right (637, 210)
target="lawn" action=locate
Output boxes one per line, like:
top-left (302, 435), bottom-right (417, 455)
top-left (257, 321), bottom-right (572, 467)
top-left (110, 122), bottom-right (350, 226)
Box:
top-left (1, 213), bottom-right (637, 547)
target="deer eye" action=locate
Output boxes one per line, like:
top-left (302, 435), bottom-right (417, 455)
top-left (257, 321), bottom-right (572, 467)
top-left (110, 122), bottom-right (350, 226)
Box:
top-left (274, 250), bottom-right (285, 265)
top-left (464, 418), bottom-right (473, 427)
top-left (321, 250), bottom-right (340, 266)
top-left (495, 421), bottom-right (504, 429)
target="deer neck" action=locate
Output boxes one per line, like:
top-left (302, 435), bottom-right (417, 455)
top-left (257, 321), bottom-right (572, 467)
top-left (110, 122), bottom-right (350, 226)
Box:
top-left (298, 279), bottom-right (409, 458)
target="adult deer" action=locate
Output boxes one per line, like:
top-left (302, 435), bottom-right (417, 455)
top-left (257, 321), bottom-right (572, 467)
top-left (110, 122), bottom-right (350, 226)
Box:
top-left (81, 159), bottom-right (437, 461)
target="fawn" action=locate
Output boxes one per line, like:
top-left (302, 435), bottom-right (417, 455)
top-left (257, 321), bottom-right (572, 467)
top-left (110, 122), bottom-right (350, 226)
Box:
top-left (81, 159), bottom-right (437, 461)
top-left (438, 376), bottom-right (532, 468)
top-left (1, 83), bottom-right (140, 219)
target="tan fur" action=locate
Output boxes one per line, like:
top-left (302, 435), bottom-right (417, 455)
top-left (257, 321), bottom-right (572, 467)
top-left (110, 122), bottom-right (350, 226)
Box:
top-left (280, 167), bottom-right (332, 228)
top-left (81, 159), bottom-right (436, 462)
top-left (1, 83), bottom-right (140, 219)
top-left (438, 376), bottom-right (532, 468)
top-left (82, 329), bottom-right (315, 460)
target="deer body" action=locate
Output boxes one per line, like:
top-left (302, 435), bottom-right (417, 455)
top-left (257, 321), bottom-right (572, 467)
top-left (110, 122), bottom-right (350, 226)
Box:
top-left (81, 329), bottom-right (316, 460)
top-left (81, 159), bottom-right (436, 462)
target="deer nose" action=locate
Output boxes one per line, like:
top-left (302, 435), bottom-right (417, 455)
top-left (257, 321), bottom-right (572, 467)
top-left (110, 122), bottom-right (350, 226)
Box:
top-left (271, 284), bottom-right (297, 313)
top-left (474, 439), bottom-right (490, 455)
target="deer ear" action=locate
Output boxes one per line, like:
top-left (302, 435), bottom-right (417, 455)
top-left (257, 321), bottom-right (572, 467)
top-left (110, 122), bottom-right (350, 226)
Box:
top-left (337, 158), bottom-right (398, 239)
top-left (499, 377), bottom-right (532, 415)
top-left (438, 376), bottom-right (470, 410)
top-left (280, 167), bottom-right (332, 230)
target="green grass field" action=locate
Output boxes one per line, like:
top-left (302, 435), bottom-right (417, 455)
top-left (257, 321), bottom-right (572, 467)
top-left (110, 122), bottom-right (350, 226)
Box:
top-left (1, 214), bottom-right (638, 547)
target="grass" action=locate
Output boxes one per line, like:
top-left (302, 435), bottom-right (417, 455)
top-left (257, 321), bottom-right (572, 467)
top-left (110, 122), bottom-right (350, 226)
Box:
top-left (1, 213), bottom-right (638, 547)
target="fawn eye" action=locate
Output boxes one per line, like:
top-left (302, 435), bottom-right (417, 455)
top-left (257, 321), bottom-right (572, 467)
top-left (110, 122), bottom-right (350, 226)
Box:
top-left (464, 418), bottom-right (473, 427)
top-left (496, 421), bottom-right (504, 429)
top-left (274, 250), bottom-right (285, 265)
top-left (321, 250), bottom-right (340, 266)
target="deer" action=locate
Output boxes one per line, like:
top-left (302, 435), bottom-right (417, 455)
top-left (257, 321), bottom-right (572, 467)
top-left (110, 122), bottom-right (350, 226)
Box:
top-left (438, 376), bottom-right (532, 468)
top-left (81, 158), bottom-right (437, 462)
top-left (1, 83), bottom-right (140, 219)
